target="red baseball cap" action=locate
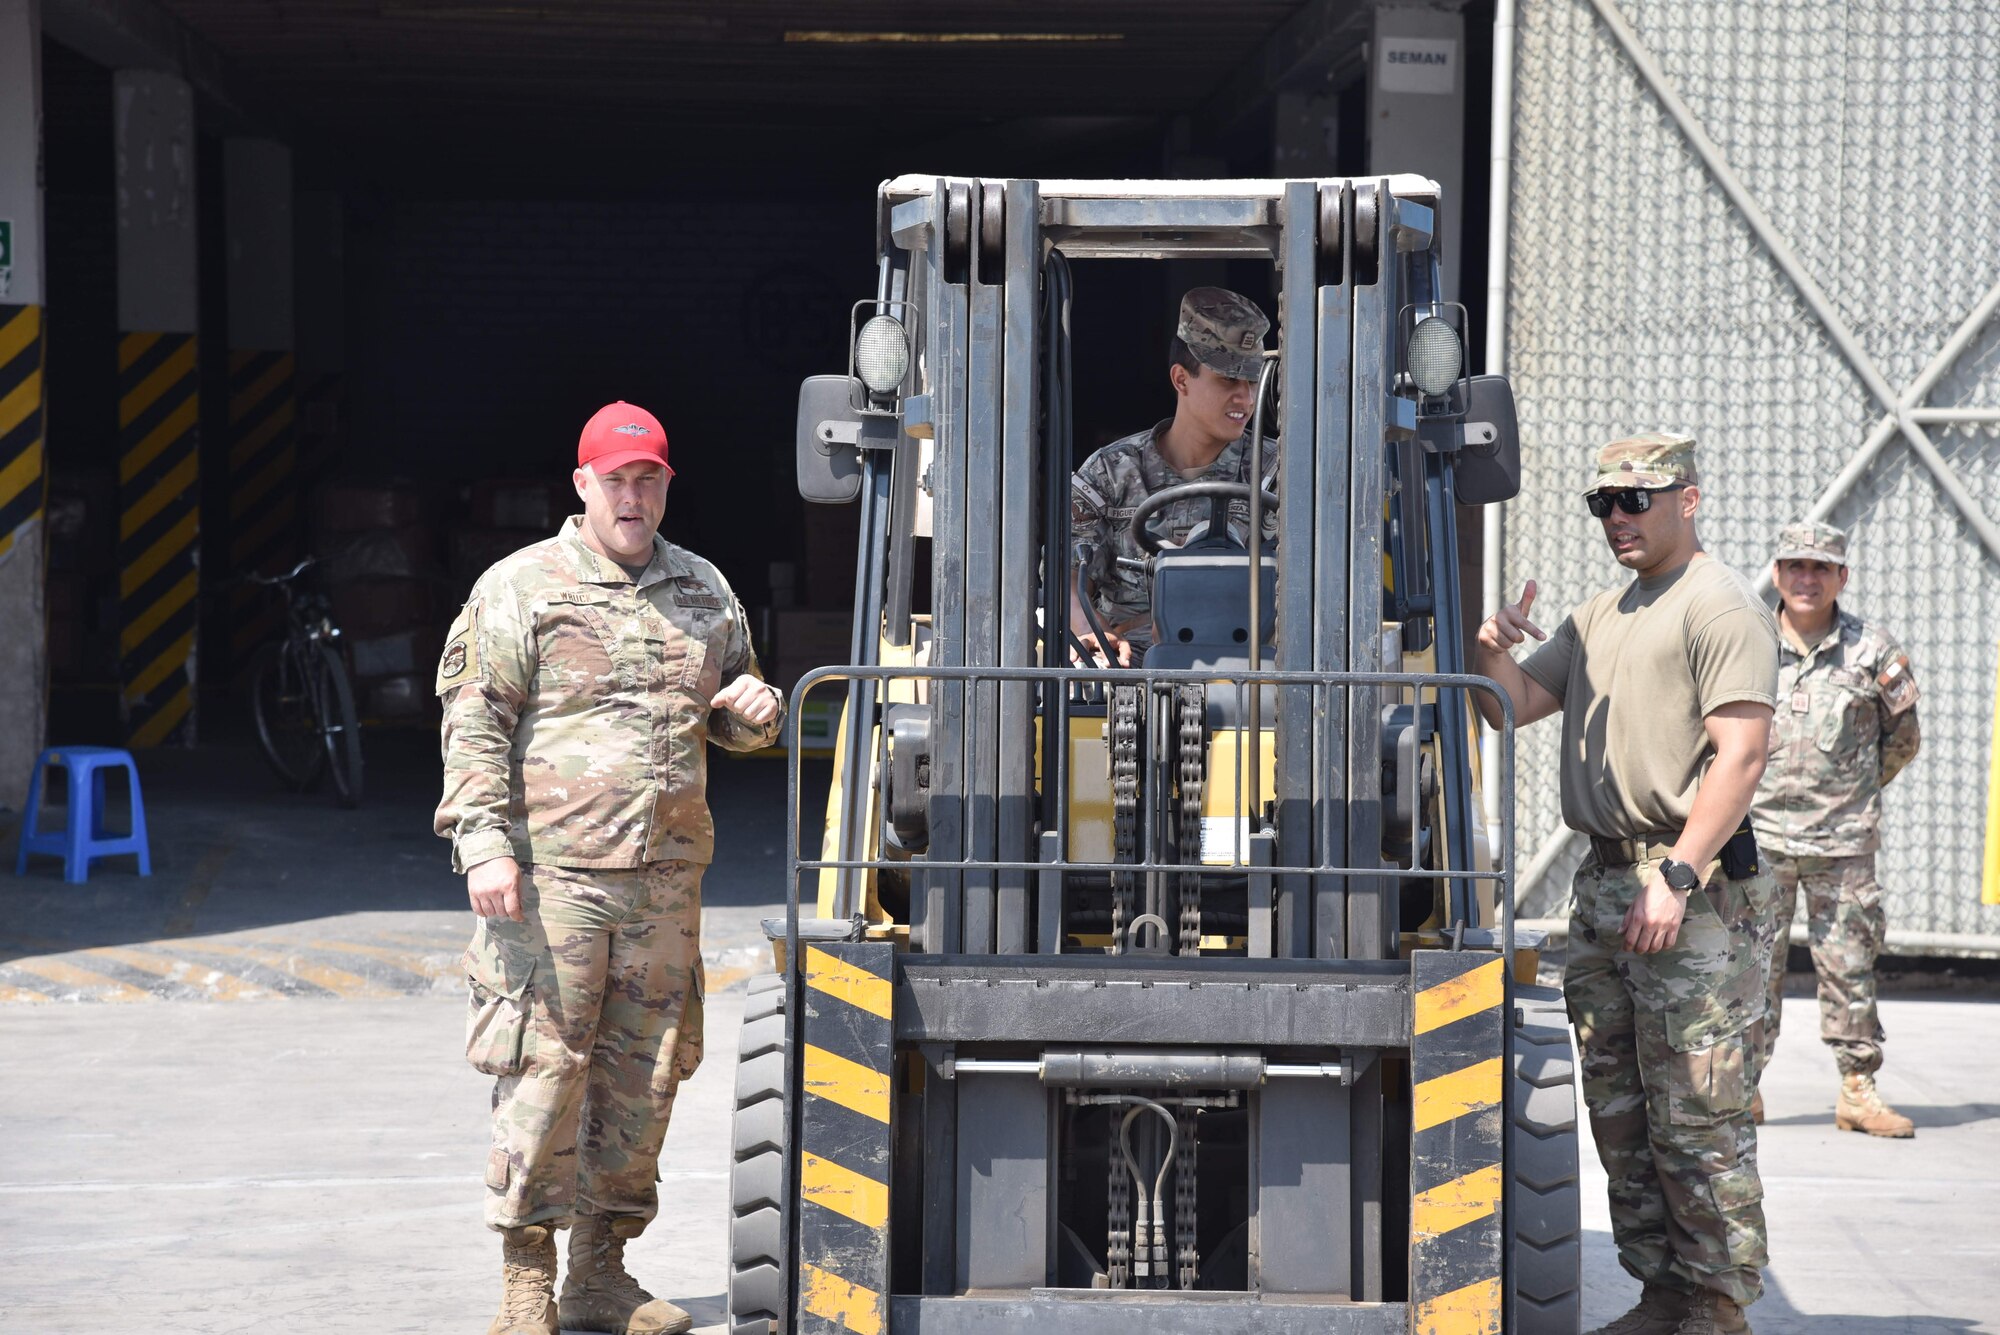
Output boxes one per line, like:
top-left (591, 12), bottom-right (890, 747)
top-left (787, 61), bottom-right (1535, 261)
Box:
top-left (578, 401), bottom-right (673, 478)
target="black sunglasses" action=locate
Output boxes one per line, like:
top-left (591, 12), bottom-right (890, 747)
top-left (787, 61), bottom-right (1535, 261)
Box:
top-left (1586, 485), bottom-right (1682, 518)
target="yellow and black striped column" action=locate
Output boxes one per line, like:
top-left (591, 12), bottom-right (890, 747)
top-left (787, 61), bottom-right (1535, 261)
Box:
top-left (798, 942), bottom-right (895, 1335)
top-left (1409, 950), bottom-right (1507, 1334)
top-left (0, 304), bottom-right (45, 562)
top-left (226, 349), bottom-right (297, 668)
top-left (117, 330), bottom-right (200, 747)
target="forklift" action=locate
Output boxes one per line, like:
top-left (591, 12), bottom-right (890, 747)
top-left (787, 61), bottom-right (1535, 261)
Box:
top-left (729, 176), bottom-right (1582, 1334)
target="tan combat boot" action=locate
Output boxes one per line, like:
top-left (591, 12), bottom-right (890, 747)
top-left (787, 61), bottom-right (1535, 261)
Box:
top-left (489, 1224), bottom-right (559, 1335)
top-left (1674, 1290), bottom-right (1751, 1334)
top-left (1836, 1073), bottom-right (1915, 1138)
top-left (559, 1213), bottom-right (693, 1335)
top-left (1584, 1283), bottom-right (1691, 1335)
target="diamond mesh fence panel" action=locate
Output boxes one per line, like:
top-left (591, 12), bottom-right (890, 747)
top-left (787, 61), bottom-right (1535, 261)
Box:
top-left (1501, 0), bottom-right (2000, 944)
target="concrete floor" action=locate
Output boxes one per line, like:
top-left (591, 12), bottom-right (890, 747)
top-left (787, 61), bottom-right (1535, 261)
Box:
top-left (3, 736), bottom-right (1997, 1332)
top-left (4, 988), bottom-right (1996, 1333)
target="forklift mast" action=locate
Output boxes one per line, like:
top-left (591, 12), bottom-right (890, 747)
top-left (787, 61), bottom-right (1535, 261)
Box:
top-left (739, 176), bottom-right (1576, 1335)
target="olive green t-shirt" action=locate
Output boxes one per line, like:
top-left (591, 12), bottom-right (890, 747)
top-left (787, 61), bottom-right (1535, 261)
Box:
top-left (1519, 554), bottom-right (1779, 841)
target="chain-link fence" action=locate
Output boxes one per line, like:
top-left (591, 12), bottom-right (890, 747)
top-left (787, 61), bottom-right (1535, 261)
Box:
top-left (1499, 0), bottom-right (2000, 945)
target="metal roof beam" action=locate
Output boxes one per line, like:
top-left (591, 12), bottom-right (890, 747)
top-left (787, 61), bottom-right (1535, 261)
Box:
top-left (1192, 0), bottom-right (1418, 138)
top-left (42, 0), bottom-right (283, 134)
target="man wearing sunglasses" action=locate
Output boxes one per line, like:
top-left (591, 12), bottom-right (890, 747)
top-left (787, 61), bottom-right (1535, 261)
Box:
top-left (1473, 433), bottom-right (1780, 1335)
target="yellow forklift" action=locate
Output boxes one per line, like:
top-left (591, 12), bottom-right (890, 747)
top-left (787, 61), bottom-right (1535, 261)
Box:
top-left (728, 175), bottom-right (1581, 1334)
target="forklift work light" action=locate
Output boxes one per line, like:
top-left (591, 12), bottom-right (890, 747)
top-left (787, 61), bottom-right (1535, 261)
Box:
top-left (1407, 315), bottom-right (1462, 397)
top-left (855, 316), bottom-right (910, 394)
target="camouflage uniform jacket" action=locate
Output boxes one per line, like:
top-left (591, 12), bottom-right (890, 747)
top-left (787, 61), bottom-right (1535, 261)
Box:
top-left (434, 516), bottom-right (784, 873)
top-left (1751, 607), bottom-right (1919, 858)
top-left (1071, 420), bottom-right (1280, 645)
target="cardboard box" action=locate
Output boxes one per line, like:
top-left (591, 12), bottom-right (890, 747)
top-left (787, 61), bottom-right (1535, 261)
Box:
top-left (346, 626), bottom-right (444, 681)
top-left (449, 527), bottom-right (546, 599)
top-left (329, 578), bottom-right (436, 638)
top-left (470, 479), bottom-right (572, 531)
top-left (314, 481), bottom-right (427, 534)
top-left (323, 525), bottom-right (441, 583)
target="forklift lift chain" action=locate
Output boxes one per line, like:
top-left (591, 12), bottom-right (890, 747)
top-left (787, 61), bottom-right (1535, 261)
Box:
top-left (1173, 1104), bottom-right (1199, 1289)
top-left (1107, 1111), bottom-right (1133, 1288)
top-left (1174, 685), bottom-right (1206, 957)
top-left (1109, 684), bottom-right (1142, 956)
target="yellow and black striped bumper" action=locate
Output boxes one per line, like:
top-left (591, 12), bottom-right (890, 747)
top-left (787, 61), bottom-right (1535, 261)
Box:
top-left (1409, 950), bottom-right (1508, 1334)
top-left (118, 331), bottom-right (201, 746)
top-left (0, 304), bottom-right (45, 561)
top-left (798, 942), bottom-right (896, 1335)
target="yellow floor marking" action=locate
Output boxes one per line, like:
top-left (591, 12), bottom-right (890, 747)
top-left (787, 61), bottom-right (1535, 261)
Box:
top-left (0, 983), bottom-right (55, 1004)
top-left (1413, 1274), bottom-right (1503, 1335)
top-left (275, 939), bottom-right (455, 977)
top-left (800, 1151), bottom-right (889, 1229)
top-left (6, 957), bottom-right (152, 1003)
top-left (1414, 956), bottom-right (1505, 1035)
top-left (803, 1045), bottom-right (891, 1124)
top-left (1413, 1057), bottom-right (1504, 1132)
top-left (367, 930), bottom-right (470, 949)
top-left (806, 946), bottom-right (892, 1019)
top-left (799, 1260), bottom-right (882, 1335)
top-left (187, 942), bottom-right (397, 998)
top-left (81, 946), bottom-right (266, 1001)
top-left (1411, 1162), bottom-right (1503, 1239)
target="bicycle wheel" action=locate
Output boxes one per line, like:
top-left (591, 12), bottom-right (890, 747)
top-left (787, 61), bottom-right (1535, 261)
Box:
top-left (251, 640), bottom-right (327, 789)
top-left (311, 643), bottom-right (365, 808)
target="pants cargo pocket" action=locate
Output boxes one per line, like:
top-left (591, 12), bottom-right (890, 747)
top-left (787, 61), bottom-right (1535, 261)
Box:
top-left (464, 932), bottom-right (536, 1077)
top-left (671, 962), bottom-right (705, 1083)
top-left (1663, 993), bottom-right (1750, 1127)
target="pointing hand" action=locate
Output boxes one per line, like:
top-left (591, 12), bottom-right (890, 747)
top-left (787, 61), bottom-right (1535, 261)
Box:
top-left (1477, 580), bottom-right (1547, 654)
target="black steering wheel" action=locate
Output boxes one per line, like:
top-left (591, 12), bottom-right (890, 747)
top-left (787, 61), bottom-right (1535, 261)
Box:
top-left (1128, 480), bottom-right (1281, 554)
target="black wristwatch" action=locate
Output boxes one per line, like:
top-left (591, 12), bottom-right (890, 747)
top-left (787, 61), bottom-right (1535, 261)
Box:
top-left (1658, 857), bottom-right (1701, 893)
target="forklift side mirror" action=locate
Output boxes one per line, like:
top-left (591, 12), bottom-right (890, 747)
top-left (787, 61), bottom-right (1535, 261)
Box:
top-left (796, 375), bottom-right (866, 504)
top-left (1453, 374), bottom-right (1521, 505)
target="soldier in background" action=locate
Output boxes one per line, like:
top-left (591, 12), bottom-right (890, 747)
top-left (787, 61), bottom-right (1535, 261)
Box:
top-left (436, 400), bottom-right (783, 1335)
top-left (1750, 521), bottom-right (1920, 1138)
top-left (1069, 286), bottom-right (1279, 665)
top-left (1474, 434), bottom-right (1778, 1335)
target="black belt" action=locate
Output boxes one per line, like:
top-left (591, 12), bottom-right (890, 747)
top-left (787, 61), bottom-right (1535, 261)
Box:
top-left (1587, 833), bottom-right (1680, 867)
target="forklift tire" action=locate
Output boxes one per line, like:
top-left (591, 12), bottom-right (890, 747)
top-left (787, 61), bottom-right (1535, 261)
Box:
top-left (728, 973), bottom-right (789, 1335)
top-left (1510, 984), bottom-right (1583, 1334)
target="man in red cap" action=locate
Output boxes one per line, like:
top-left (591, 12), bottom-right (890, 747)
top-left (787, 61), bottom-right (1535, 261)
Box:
top-left (436, 400), bottom-right (783, 1335)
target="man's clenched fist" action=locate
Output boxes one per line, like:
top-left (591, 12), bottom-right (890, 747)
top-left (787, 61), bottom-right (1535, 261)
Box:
top-left (712, 674), bottom-right (781, 726)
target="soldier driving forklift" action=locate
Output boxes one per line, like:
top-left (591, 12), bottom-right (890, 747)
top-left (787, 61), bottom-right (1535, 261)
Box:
top-left (732, 175), bottom-right (1580, 1334)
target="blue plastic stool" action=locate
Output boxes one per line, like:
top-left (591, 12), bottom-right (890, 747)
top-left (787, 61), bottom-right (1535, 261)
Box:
top-left (14, 747), bottom-right (153, 883)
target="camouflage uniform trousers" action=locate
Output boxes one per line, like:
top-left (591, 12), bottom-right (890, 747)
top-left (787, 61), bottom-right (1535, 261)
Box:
top-left (464, 860), bottom-right (705, 1230)
top-left (1758, 852), bottom-right (1887, 1078)
top-left (1565, 855), bottom-right (1777, 1306)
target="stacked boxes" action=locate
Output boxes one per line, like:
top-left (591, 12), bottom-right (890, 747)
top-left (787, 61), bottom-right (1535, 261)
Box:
top-left (446, 478), bottom-right (571, 605)
top-left (313, 481), bottom-right (442, 723)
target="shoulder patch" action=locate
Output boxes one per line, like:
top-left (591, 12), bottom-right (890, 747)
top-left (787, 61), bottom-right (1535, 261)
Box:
top-left (1877, 652), bottom-right (1919, 715)
top-left (436, 601), bottom-right (484, 694)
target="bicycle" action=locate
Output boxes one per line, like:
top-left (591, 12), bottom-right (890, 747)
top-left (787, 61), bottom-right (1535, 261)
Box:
top-left (246, 557), bottom-right (364, 807)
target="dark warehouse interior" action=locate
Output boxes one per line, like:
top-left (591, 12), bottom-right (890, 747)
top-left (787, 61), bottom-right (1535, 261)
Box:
top-left (28, 0), bottom-right (1493, 745)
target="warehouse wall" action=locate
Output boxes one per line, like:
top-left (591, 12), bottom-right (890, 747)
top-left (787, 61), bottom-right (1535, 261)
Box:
top-left (1499, 0), bottom-right (2000, 943)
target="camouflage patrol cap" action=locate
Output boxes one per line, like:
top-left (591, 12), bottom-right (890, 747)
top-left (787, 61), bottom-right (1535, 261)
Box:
top-left (1581, 431), bottom-right (1699, 495)
top-left (1774, 519), bottom-right (1849, 567)
top-left (1177, 286), bottom-right (1270, 382)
